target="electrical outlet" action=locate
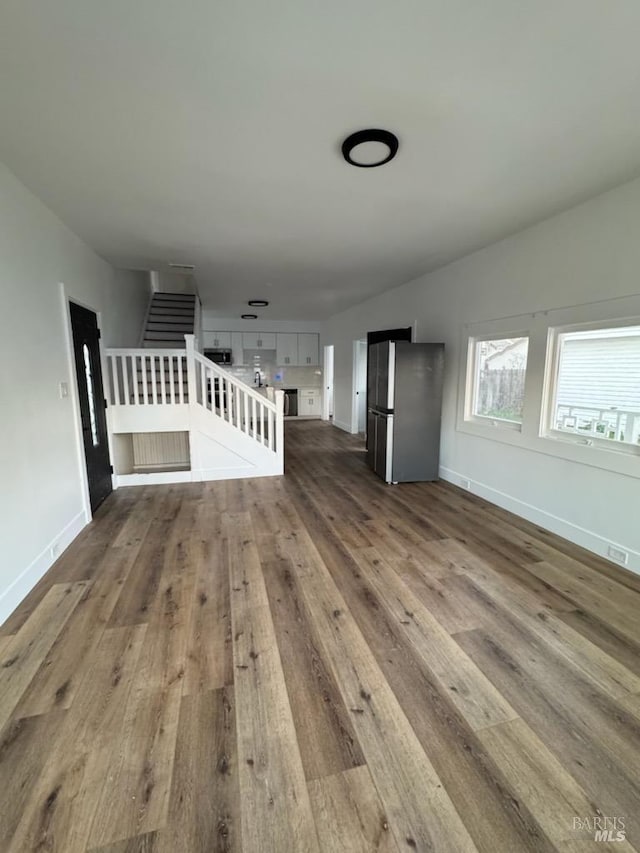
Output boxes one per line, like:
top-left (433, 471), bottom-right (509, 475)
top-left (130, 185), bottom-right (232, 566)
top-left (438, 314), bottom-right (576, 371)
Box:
top-left (460, 478), bottom-right (471, 490)
top-left (607, 545), bottom-right (628, 564)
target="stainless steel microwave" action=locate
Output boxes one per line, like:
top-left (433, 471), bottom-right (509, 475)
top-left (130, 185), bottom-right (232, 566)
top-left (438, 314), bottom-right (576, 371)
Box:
top-left (204, 348), bottom-right (232, 365)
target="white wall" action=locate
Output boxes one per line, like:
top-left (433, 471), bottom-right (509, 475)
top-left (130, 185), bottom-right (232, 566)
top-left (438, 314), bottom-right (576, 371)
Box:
top-left (325, 176), bottom-right (640, 573)
top-left (0, 163), bottom-right (150, 624)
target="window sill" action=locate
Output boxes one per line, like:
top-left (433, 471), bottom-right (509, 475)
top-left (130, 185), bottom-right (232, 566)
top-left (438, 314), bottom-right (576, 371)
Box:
top-left (465, 415), bottom-right (522, 432)
top-left (543, 430), bottom-right (640, 458)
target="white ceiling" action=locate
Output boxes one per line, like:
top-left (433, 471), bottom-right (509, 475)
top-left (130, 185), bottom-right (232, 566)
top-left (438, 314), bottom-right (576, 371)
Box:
top-left (2, 1), bottom-right (640, 320)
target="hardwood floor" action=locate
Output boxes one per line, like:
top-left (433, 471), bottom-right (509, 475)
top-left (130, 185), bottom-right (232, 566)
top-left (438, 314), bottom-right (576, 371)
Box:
top-left (1, 420), bottom-right (640, 852)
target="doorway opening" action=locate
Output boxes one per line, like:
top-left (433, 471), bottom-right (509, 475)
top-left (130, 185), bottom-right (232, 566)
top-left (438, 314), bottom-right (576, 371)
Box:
top-left (69, 301), bottom-right (112, 512)
top-left (351, 339), bottom-right (367, 434)
top-left (322, 345), bottom-right (334, 421)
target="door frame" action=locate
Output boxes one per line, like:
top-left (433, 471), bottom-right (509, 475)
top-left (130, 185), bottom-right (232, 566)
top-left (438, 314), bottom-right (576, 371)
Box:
top-left (350, 339), bottom-right (367, 434)
top-left (322, 344), bottom-right (334, 421)
top-left (60, 282), bottom-right (112, 522)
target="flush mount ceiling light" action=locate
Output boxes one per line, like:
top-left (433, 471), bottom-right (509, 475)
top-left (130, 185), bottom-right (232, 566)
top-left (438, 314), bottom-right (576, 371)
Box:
top-left (248, 300), bottom-right (269, 307)
top-left (341, 128), bottom-right (399, 168)
top-left (241, 313), bottom-right (258, 319)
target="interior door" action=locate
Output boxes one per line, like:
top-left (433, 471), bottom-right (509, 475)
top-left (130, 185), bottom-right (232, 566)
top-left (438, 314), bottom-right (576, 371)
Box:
top-left (69, 302), bottom-right (112, 512)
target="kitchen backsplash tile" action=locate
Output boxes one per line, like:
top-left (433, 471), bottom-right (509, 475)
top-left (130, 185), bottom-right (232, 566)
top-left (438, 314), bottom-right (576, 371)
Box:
top-left (225, 350), bottom-right (322, 389)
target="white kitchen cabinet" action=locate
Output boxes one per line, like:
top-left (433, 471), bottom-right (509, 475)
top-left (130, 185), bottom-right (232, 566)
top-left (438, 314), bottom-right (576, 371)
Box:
top-left (297, 333), bottom-right (319, 365)
top-left (207, 331), bottom-right (231, 349)
top-left (243, 332), bottom-right (277, 349)
top-left (299, 388), bottom-right (322, 416)
top-left (203, 330), bottom-right (229, 349)
top-left (276, 333), bottom-right (298, 365)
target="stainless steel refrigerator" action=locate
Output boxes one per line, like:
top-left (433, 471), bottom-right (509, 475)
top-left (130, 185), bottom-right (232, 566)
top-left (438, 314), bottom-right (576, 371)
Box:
top-left (366, 340), bottom-right (444, 483)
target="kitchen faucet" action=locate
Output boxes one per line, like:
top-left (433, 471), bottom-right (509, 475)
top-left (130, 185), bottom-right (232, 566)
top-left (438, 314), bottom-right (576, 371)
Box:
top-left (254, 371), bottom-right (263, 388)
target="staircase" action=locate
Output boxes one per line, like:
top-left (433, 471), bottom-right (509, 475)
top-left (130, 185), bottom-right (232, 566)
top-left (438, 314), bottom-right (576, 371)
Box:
top-left (142, 292), bottom-right (196, 348)
top-left (105, 336), bottom-right (285, 485)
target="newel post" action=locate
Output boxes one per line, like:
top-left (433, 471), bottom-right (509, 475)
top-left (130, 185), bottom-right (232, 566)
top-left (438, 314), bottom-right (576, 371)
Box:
top-left (275, 389), bottom-right (285, 473)
top-left (185, 334), bottom-right (197, 405)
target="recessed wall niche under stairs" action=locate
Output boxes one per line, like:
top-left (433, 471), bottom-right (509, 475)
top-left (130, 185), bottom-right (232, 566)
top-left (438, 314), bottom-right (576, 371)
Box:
top-left (112, 431), bottom-right (190, 476)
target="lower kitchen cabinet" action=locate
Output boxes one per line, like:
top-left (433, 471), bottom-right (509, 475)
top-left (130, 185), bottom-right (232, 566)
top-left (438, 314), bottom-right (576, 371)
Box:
top-left (299, 388), bottom-right (322, 417)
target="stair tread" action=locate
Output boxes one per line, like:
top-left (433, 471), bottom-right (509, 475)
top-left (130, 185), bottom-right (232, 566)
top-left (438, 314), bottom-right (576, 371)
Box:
top-left (148, 311), bottom-right (194, 315)
top-left (147, 320), bottom-right (193, 325)
top-left (144, 331), bottom-right (190, 335)
top-left (148, 311), bottom-right (194, 318)
top-left (146, 324), bottom-right (194, 331)
top-left (142, 341), bottom-right (187, 348)
top-left (151, 298), bottom-right (195, 306)
top-left (152, 292), bottom-right (196, 300)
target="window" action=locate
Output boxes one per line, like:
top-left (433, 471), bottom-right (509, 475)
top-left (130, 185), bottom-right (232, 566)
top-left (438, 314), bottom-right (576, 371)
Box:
top-left (546, 323), bottom-right (640, 451)
top-left (83, 343), bottom-right (99, 447)
top-left (467, 335), bottom-right (529, 426)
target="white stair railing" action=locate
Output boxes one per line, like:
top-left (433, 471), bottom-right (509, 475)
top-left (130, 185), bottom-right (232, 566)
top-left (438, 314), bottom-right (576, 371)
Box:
top-left (105, 336), bottom-right (285, 472)
top-left (106, 349), bottom-right (188, 405)
top-left (186, 337), bottom-right (284, 455)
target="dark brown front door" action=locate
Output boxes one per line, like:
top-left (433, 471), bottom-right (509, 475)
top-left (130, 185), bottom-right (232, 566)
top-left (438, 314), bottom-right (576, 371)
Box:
top-left (69, 302), bottom-right (112, 512)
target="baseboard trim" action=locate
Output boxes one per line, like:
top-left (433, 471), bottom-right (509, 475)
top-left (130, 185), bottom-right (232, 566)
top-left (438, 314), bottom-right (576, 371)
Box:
top-left (115, 471), bottom-right (193, 487)
top-left (440, 466), bottom-right (640, 576)
top-left (115, 466), bottom-right (283, 487)
top-left (333, 419), bottom-right (354, 434)
top-left (195, 466), bottom-right (283, 481)
top-left (0, 510), bottom-right (88, 627)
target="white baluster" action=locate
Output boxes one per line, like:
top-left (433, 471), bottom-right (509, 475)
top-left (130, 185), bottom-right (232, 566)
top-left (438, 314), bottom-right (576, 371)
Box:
top-left (251, 397), bottom-right (257, 438)
top-left (141, 355), bottom-right (149, 404)
top-left (268, 409), bottom-right (274, 450)
top-left (111, 356), bottom-right (120, 405)
top-left (185, 336), bottom-right (197, 406)
top-left (122, 356), bottom-right (130, 405)
top-left (200, 360), bottom-right (207, 407)
top-left (151, 355), bottom-right (158, 404)
top-left (168, 356), bottom-right (175, 403)
top-left (159, 356), bottom-right (166, 404)
top-left (275, 390), bottom-right (284, 457)
top-left (131, 355), bottom-right (139, 405)
top-left (178, 355), bottom-right (185, 403)
top-left (244, 392), bottom-right (249, 435)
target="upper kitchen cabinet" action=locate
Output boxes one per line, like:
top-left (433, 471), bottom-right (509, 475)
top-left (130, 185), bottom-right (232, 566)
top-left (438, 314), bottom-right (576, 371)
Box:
top-left (276, 333), bottom-right (298, 365)
top-left (243, 332), bottom-right (277, 349)
top-left (297, 333), bottom-right (320, 365)
top-left (203, 330), bottom-right (232, 349)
